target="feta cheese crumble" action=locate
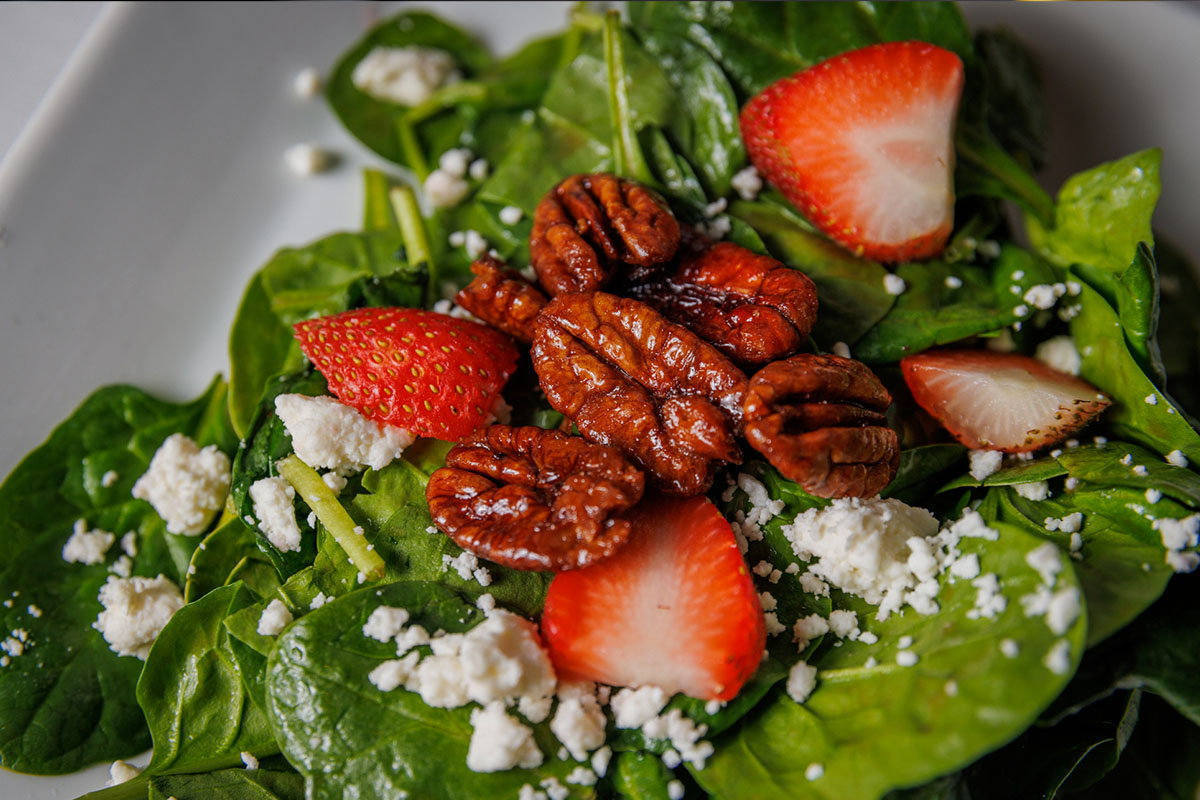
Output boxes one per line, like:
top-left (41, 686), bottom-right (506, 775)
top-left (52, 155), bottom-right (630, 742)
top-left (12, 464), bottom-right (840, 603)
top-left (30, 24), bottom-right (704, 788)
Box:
top-left (731, 165), bottom-right (763, 200)
top-left (283, 143), bottom-right (334, 176)
top-left (550, 682), bottom-right (606, 761)
top-left (274, 393), bottom-right (413, 473)
top-left (352, 46), bottom-right (458, 106)
top-left (780, 497), bottom-right (940, 620)
top-left (424, 168), bottom-right (470, 208)
top-left (883, 273), bottom-right (907, 295)
top-left (249, 477), bottom-right (302, 553)
top-left (968, 450), bottom-right (1003, 481)
top-left (1166, 449), bottom-right (1189, 468)
top-left (132, 433), bottom-right (230, 535)
top-left (499, 205), bottom-right (524, 225)
top-left (106, 760), bottom-right (143, 786)
top-left (241, 751), bottom-right (259, 770)
top-left (1043, 639), bottom-right (1071, 675)
top-left (1014, 481), bottom-right (1050, 501)
top-left (1034, 335), bottom-right (1081, 376)
top-left (293, 67), bottom-right (321, 98)
top-left (62, 520), bottom-right (115, 565)
top-left (467, 701), bottom-right (543, 772)
top-left (93, 575), bottom-right (184, 659)
top-left (786, 661), bottom-right (817, 703)
top-left (256, 599), bottom-right (293, 637)
top-left (100, 470), bottom-right (120, 488)
top-left (610, 685), bottom-right (668, 728)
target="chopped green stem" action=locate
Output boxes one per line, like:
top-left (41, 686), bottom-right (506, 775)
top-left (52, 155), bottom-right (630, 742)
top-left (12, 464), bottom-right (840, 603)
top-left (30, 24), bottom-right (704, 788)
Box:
top-left (362, 169), bottom-right (397, 231)
top-left (404, 81), bottom-right (488, 125)
top-left (397, 118), bottom-right (429, 180)
top-left (277, 455), bottom-right (385, 582)
top-left (957, 129), bottom-right (1055, 226)
top-left (389, 184), bottom-right (437, 305)
top-left (603, 9), bottom-right (655, 185)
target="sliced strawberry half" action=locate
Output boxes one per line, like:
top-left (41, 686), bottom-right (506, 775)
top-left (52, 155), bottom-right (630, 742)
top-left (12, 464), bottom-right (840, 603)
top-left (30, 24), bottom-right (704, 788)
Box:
top-left (541, 494), bottom-right (765, 702)
top-left (900, 349), bottom-right (1111, 452)
top-left (740, 40), bottom-right (964, 262)
top-left (294, 307), bottom-right (519, 441)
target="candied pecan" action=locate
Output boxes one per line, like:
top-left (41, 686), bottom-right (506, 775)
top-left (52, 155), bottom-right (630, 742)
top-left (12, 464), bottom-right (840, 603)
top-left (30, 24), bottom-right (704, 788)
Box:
top-left (743, 354), bottom-right (899, 498)
top-left (530, 173), bottom-right (680, 296)
top-left (629, 241), bottom-right (819, 365)
top-left (426, 425), bottom-right (644, 571)
top-left (532, 292), bottom-right (747, 496)
top-left (454, 255), bottom-right (549, 344)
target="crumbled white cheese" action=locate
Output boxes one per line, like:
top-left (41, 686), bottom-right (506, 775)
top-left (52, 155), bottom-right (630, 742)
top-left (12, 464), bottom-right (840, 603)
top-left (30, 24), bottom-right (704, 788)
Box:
top-left (949, 553), bottom-right (981, 580)
top-left (1044, 513), bottom-right (1083, 534)
top-left (1014, 481), bottom-right (1050, 502)
top-left (896, 650), bottom-right (919, 667)
top-left (591, 745), bottom-right (613, 778)
top-left (352, 46), bottom-right (458, 106)
top-left (284, 143), bottom-right (334, 176)
top-left (368, 652), bottom-right (420, 692)
top-left (1043, 639), bottom-right (1071, 675)
top-left (945, 275), bottom-right (963, 289)
top-left (1000, 638), bottom-right (1020, 658)
top-left (26, 605), bottom-right (41, 619)
top-left (100, 470), bottom-right (120, 488)
top-left (120, 532), bottom-right (138, 558)
top-left (241, 751), bottom-right (259, 770)
top-left (641, 709), bottom-right (713, 768)
top-left (827, 609), bottom-right (860, 640)
top-left (831, 341), bottom-right (851, 359)
top-left (321, 471), bottom-right (348, 494)
top-left (249, 477), bottom-right (302, 553)
top-left (439, 148), bottom-right (472, 178)
top-left (550, 682), bottom-right (606, 761)
top-left (132, 433), bottom-right (230, 536)
top-left (883, 273), bottom-right (907, 295)
top-left (667, 779), bottom-right (686, 800)
top-left (309, 591), bottom-right (328, 610)
top-left (456, 610), bottom-right (557, 705)
top-left (467, 701), bottom-right (543, 772)
top-left (567, 766), bottom-right (598, 787)
top-left (499, 205), bottom-right (524, 225)
top-left (468, 158), bottom-right (489, 181)
top-left (786, 660), bottom-right (817, 703)
top-left (780, 497), bottom-right (939, 620)
top-left (425, 169), bottom-right (470, 208)
top-left (792, 613), bottom-right (830, 650)
top-left (257, 599), bottom-right (293, 636)
top-left (763, 611), bottom-right (786, 637)
top-left (443, 550), bottom-right (481, 581)
top-left (62, 520), bottom-right (115, 565)
top-left (969, 450), bottom-right (1003, 481)
top-left (106, 760), bottom-right (143, 786)
top-left (293, 67), bottom-right (321, 98)
top-left (731, 165), bottom-right (763, 200)
top-left (1166, 449), bottom-right (1189, 468)
top-left (610, 685), bottom-right (668, 728)
top-left (704, 197), bottom-right (728, 218)
top-left (858, 631), bottom-right (879, 645)
top-left (805, 763), bottom-right (825, 781)
top-left (464, 229), bottom-right (489, 260)
top-left (93, 575), bottom-right (184, 659)
top-left (758, 591), bottom-right (778, 612)
top-left (1025, 542), bottom-right (1063, 586)
top-left (1145, 488), bottom-right (1163, 504)
top-left (799, 569), bottom-right (830, 596)
top-left (110, 555), bottom-right (133, 578)
top-left (275, 393), bottom-right (413, 473)
top-left (364, 605), bottom-right (411, 642)
top-left (1045, 587), bottom-right (1082, 635)
top-left (1023, 284), bottom-right (1058, 310)
top-left (968, 573), bottom-right (1007, 620)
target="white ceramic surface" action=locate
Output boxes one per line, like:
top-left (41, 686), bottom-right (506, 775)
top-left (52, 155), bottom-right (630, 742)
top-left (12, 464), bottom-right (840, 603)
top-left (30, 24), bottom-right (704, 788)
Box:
top-left (0, 3), bottom-right (1197, 798)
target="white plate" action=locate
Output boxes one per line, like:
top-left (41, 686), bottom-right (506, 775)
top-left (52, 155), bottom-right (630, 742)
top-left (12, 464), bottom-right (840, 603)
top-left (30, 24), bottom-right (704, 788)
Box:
top-left (0, 3), bottom-right (1197, 798)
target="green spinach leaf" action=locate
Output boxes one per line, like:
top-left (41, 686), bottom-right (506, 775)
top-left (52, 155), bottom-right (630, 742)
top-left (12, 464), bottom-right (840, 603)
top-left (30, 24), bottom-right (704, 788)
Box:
top-left (0, 379), bottom-right (233, 774)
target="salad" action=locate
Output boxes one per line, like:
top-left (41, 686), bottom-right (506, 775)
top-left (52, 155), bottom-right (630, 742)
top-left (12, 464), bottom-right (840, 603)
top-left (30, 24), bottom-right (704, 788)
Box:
top-left (2, 3), bottom-right (1199, 799)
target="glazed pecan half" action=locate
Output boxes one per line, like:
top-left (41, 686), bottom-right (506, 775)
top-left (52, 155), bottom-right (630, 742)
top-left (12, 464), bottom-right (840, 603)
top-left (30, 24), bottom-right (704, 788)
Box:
top-left (532, 292), bottom-right (747, 496)
top-left (454, 255), bottom-right (549, 344)
top-left (531, 173), bottom-right (680, 296)
top-left (629, 241), bottom-right (819, 365)
top-left (743, 354), bottom-right (899, 498)
top-left (426, 425), bottom-right (644, 571)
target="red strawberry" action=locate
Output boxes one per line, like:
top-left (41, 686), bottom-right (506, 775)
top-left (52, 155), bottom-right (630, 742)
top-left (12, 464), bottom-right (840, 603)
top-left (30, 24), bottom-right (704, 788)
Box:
top-left (740, 41), bottom-right (964, 262)
top-left (541, 494), bottom-right (765, 702)
top-left (900, 349), bottom-right (1111, 452)
top-left (294, 307), bottom-right (519, 441)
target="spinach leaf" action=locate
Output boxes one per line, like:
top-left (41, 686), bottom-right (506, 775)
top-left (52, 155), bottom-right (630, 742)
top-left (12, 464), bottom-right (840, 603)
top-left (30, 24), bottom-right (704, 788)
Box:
top-left (1082, 692), bottom-right (1200, 799)
top-left (972, 28), bottom-right (1047, 171)
top-left (1068, 277), bottom-right (1200, 462)
top-left (0, 379), bottom-right (232, 774)
top-left (265, 582), bottom-right (585, 799)
top-left (185, 517), bottom-right (279, 604)
top-left (729, 200), bottom-right (895, 347)
top-left (881, 445), bottom-right (966, 504)
top-left (137, 583), bottom-right (278, 777)
top-left (325, 12), bottom-right (492, 168)
top-left (628, 2), bottom-right (972, 101)
top-left (226, 229), bottom-right (419, 437)
top-left (1028, 149), bottom-right (1161, 277)
top-left (635, 28), bottom-right (746, 197)
top-left (1155, 237), bottom-right (1200, 418)
top-left (230, 370), bottom-right (329, 579)
top-left (695, 521), bottom-right (1087, 800)
top-left (612, 751), bottom-right (681, 799)
top-left (148, 765), bottom-right (305, 800)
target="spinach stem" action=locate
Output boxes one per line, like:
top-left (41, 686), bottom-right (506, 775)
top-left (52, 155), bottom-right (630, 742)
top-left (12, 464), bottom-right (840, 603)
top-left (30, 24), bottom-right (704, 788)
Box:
top-left (397, 119), bottom-right (429, 180)
top-left (362, 169), bottom-right (397, 231)
top-left (277, 455), bottom-right (385, 582)
top-left (389, 185), bottom-right (437, 306)
top-left (603, 9), bottom-right (654, 185)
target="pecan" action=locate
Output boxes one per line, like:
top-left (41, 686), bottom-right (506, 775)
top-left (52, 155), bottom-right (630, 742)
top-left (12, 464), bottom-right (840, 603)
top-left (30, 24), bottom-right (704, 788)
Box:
top-left (454, 255), bottom-right (549, 344)
top-left (532, 292), bottom-right (747, 496)
top-left (629, 241), bottom-right (818, 365)
top-left (530, 173), bottom-right (680, 296)
top-left (743, 354), bottom-right (899, 498)
top-left (426, 425), bottom-right (644, 571)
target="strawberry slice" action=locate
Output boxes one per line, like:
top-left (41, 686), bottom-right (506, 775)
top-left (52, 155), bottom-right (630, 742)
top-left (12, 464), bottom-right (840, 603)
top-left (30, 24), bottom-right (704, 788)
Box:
top-left (900, 349), bottom-right (1111, 452)
top-left (541, 494), bottom-right (765, 702)
top-left (740, 41), bottom-right (964, 262)
top-left (294, 307), bottom-right (519, 441)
